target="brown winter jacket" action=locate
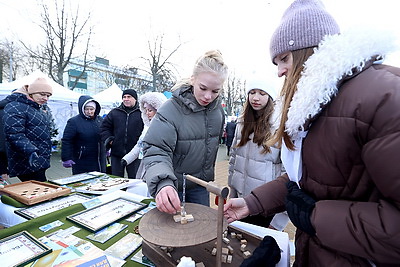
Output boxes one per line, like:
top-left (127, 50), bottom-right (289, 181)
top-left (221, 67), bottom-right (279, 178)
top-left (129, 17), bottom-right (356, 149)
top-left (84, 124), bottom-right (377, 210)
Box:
top-left (244, 30), bottom-right (400, 266)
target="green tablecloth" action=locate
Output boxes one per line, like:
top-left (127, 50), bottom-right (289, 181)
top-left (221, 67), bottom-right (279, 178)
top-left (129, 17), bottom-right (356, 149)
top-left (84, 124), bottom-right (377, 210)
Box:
top-left (0, 199), bottom-right (153, 267)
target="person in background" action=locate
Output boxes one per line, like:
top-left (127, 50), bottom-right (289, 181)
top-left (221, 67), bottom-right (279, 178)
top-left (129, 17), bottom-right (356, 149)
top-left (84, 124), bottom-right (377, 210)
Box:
top-left (100, 89), bottom-right (144, 178)
top-left (121, 92), bottom-right (167, 178)
top-left (142, 50), bottom-right (228, 214)
top-left (3, 77), bottom-right (53, 182)
top-left (228, 79), bottom-right (289, 231)
top-left (225, 116), bottom-right (237, 156)
top-left (224, 0), bottom-right (400, 265)
top-left (61, 95), bottom-right (105, 175)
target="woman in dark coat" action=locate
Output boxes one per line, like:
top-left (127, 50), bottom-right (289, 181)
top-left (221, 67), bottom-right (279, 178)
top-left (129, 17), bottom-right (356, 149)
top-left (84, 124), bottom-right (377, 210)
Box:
top-left (3, 78), bottom-right (53, 182)
top-left (61, 95), bottom-right (105, 175)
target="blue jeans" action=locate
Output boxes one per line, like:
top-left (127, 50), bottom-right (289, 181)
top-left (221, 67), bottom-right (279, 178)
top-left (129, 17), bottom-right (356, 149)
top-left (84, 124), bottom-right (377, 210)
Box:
top-left (178, 185), bottom-right (210, 207)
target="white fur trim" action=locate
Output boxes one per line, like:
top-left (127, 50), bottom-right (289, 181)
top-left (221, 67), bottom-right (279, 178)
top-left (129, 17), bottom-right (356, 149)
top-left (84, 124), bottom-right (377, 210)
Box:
top-left (139, 92), bottom-right (167, 126)
top-left (272, 27), bottom-right (398, 138)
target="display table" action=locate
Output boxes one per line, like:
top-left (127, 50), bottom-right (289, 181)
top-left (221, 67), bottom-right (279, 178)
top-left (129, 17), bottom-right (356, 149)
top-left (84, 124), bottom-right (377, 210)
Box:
top-left (0, 182), bottom-right (290, 267)
top-left (0, 178), bottom-right (149, 228)
top-left (0, 190), bottom-right (150, 267)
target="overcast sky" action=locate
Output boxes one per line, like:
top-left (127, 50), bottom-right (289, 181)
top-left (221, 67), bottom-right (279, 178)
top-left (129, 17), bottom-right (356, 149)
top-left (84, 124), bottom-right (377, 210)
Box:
top-left (1, 0), bottom-right (399, 88)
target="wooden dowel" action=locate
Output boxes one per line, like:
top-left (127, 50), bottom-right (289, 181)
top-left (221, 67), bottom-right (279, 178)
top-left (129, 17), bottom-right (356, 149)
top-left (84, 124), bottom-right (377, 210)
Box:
top-left (185, 174), bottom-right (229, 198)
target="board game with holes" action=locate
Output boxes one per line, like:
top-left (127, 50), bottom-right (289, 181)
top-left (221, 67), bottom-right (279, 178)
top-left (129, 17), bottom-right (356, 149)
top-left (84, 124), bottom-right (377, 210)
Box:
top-left (0, 180), bottom-right (71, 205)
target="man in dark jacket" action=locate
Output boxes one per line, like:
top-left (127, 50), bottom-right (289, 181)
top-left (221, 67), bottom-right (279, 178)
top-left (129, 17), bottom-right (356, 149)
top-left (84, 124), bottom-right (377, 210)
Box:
top-left (61, 95), bottom-right (106, 175)
top-left (100, 89), bottom-right (144, 178)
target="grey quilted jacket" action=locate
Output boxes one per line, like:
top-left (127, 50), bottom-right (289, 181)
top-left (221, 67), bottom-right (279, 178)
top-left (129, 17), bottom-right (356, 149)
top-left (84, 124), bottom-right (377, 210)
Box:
top-left (142, 84), bottom-right (225, 197)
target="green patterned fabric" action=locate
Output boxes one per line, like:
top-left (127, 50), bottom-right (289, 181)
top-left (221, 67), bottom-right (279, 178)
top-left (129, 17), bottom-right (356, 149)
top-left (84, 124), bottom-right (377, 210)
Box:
top-left (0, 199), bottom-right (155, 266)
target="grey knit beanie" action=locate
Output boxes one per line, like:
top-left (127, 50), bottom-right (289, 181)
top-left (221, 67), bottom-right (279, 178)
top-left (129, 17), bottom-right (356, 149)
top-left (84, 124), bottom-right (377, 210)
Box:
top-left (269, 0), bottom-right (340, 63)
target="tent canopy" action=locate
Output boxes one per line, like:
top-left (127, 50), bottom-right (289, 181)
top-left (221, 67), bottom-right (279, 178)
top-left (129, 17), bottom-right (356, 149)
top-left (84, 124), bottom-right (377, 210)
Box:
top-left (0, 70), bottom-right (82, 103)
top-left (93, 83), bottom-right (123, 108)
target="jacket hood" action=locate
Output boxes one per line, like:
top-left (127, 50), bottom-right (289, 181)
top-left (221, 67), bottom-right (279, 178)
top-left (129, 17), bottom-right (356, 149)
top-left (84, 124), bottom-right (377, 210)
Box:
top-left (271, 27), bottom-right (399, 138)
top-left (6, 92), bottom-right (40, 109)
top-left (139, 92), bottom-right (167, 126)
top-left (78, 95), bottom-right (100, 119)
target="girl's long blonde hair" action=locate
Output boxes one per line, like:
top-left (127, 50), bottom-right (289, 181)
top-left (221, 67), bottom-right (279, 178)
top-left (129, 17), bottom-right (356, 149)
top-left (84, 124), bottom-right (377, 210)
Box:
top-left (266, 47), bottom-right (315, 151)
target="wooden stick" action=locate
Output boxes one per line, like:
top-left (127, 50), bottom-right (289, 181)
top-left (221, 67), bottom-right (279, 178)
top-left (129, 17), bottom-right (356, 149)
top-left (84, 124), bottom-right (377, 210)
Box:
top-left (184, 174), bottom-right (228, 267)
top-left (184, 174), bottom-right (229, 198)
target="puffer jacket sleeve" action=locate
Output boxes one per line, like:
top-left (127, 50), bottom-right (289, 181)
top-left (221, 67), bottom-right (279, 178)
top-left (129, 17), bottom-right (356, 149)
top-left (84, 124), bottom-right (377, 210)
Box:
top-left (244, 174), bottom-right (289, 216)
top-left (61, 118), bottom-right (77, 161)
top-left (228, 123), bottom-right (240, 197)
top-left (122, 127), bottom-right (147, 164)
top-left (3, 104), bottom-right (37, 156)
top-left (142, 112), bottom-right (178, 197)
top-left (100, 111), bottom-right (114, 145)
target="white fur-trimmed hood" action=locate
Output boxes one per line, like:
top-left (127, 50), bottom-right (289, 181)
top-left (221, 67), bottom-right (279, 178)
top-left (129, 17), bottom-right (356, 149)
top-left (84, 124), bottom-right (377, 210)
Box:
top-left (139, 92), bottom-right (167, 126)
top-left (271, 27), bottom-right (399, 138)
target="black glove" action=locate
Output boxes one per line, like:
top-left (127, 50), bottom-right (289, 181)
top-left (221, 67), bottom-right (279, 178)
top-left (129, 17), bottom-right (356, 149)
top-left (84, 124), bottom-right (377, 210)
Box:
top-left (29, 152), bottom-right (40, 168)
top-left (120, 159), bottom-right (127, 167)
top-left (240, 236), bottom-right (281, 267)
top-left (286, 181), bottom-right (316, 236)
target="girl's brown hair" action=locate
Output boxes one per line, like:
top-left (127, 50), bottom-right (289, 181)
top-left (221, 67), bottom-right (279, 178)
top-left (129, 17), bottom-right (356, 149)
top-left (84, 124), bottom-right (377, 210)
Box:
top-left (266, 47), bottom-right (315, 150)
top-left (237, 93), bottom-right (274, 154)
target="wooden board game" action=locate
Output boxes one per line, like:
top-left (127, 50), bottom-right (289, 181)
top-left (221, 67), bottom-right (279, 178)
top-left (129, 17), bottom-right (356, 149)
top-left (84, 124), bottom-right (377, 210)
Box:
top-left (142, 224), bottom-right (263, 267)
top-left (0, 180), bottom-right (71, 205)
top-left (139, 203), bottom-right (227, 247)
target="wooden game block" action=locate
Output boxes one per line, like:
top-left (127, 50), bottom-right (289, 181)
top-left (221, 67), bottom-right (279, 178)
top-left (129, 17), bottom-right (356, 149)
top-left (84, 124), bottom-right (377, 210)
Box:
top-left (240, 244), bottom-right (247, 252)
top-left (240, 239), bottom-right (247, 245)
top-left (230, 232), bottom-right (236, 239)
top-left (211, 247), bottom-right (217, 256)
top-left (0, 180), bottom-right (71, 205)
top-left (181, 217), bottom-right (188, 224)
top-left (221, 247), bottom-right (229, 255)
top-left (223, 237), bottom-right (230, 244)
top-left (173, 214), bottom-right (194, 224)
top-left (227, 254), bottom-right (233, 263)
top-left (243, 251), bottom-right (252, 258)
top-left (222, 254), bottom-right (227, 263)
top-left (227, 245), bottom-right (234, 254)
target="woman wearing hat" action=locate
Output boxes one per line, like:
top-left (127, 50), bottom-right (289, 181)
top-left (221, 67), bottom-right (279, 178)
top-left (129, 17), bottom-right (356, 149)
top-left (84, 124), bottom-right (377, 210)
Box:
top-left (121, 92), bottom-right (167, 179)
top-left (3, 77), bottom-right (53, 181)
top-left (224, 0), bottom-right (400, 265)
top-left (228, 78), bottom-right (289, 231)
top-left (61, 95), bottom-right (106, 175)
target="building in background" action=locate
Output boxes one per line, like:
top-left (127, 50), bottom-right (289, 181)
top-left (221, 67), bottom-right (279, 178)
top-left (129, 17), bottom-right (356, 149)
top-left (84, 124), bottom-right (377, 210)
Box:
top-left (64, 56), bottom-right (153, 95)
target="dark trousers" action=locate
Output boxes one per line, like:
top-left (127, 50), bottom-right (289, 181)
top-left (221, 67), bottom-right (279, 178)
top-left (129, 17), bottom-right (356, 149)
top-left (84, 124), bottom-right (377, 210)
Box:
top-left (240, 214), bottom-right (274, 228)
top-left (18, 168), bottom-right (47, 182)
top-left (111, 155), bottom-right (140, 178)
top-left (178, 185), bottom-right (210, 206)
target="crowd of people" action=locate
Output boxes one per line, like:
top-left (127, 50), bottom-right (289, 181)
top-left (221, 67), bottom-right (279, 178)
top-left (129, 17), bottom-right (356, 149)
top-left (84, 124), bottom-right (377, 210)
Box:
top-left (0, 0), bottom-right (399, 265)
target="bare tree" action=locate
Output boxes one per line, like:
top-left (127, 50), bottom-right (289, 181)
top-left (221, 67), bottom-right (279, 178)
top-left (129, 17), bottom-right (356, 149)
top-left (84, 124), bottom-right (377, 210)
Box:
top-left (141, 34), bottom-right (183, 92)
top-left (22, 0), bottom-right (93, 89)
top-left (0, 39), bottom-right (25, 82)
top-left (223, 74), bottom-right (246, 116)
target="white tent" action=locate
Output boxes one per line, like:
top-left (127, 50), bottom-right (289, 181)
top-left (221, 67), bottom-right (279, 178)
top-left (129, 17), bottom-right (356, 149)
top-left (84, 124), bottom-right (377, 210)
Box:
top-left (0, 70), bottom-right (83, 141)
top-left (92, 83), bottom-right (122, 111)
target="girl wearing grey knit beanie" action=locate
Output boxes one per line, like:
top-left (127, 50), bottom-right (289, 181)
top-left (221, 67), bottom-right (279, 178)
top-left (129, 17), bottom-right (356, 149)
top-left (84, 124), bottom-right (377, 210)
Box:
top-left (224, 0), bottom-right (400, 266)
